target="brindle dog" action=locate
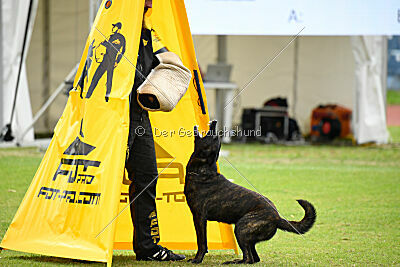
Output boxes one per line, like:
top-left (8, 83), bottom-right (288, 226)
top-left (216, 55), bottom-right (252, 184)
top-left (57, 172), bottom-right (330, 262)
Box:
top-left (184, 121), bottom-right (316, 264)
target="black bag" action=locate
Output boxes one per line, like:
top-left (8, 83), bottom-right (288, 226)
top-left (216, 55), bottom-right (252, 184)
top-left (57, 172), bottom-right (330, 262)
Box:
top-left (241, 108), bottom-right (301, 142)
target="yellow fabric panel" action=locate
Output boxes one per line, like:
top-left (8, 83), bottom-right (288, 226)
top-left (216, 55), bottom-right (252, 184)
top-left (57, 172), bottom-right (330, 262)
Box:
top-left (1, 1), bottom-right (237, 265)
top-left (152, 30), bottom-right (167, 53)
top-left (1, 0), bottom-right (144, 265)
top-left (113, 0), bottom-right (238, 255)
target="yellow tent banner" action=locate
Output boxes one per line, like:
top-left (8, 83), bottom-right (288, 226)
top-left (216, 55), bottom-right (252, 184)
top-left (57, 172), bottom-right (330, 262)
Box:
top-left (1, 0), bottom-right (237, 265)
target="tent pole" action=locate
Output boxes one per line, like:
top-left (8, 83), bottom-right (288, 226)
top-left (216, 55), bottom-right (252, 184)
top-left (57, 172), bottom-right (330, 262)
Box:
top-left (292, 37), bottom-right (299, 118)
top-left (216, 35), bottom-right (226, 132)
top-left (216, 35), bottom-right (232, 142)
top-left (1, 0), bottom-right (34, 142)
top-left (382, 36), bottom-right (388, 122)
top-left (0, 0), bottom-right (3, 129)
top-left (42, 0), bottom-right (50, 130)
top-left (217, 35), bottom-right (227, 64)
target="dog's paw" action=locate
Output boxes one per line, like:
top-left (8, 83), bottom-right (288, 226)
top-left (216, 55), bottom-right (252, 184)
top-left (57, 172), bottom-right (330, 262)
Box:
top-left (188, 258), bottom-right (203, 264)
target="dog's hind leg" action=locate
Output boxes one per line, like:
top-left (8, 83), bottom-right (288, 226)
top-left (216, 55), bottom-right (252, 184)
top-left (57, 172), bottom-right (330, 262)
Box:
top-left (223, 236), bottom-right (254, 264)
top-left (223, 217), bottom-right (255, 264)
top-left (241, 244), bottom-right (254, 264)
top-left (190, 215), bottom-right (208, 264)
top-left (250, 244), bottom-right (260, 263)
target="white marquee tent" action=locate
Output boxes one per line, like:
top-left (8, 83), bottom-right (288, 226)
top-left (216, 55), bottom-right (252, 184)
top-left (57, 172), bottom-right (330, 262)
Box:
top-left (0, 0), bottom-right (38, 143)
top-left (1, 0), bottom-right (399, 144)
top-left (185, 0), bottom-right (399, 144)
top-left (0, 0), bottom-right (97, 144)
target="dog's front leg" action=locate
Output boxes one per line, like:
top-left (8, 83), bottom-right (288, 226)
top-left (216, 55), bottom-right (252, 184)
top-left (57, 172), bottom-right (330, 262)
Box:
top-left (190, 215), bottom-right (208, 264)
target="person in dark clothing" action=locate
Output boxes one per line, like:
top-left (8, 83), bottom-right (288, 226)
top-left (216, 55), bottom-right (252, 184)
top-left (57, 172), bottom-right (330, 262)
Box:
top-left (86, 22), bottom-right (126, 102)
top-left (125, 0), bottom-right (185, 261)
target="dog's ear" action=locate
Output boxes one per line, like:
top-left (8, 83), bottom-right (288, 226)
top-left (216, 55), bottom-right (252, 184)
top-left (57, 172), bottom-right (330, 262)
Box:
top-left (210, 120), bottom-right (217, 132)
top-left (214, 141), bottom-right (222, 162)
top-left (194, 125), bottom-right (200, 140)
top-left (207, 120), bottom-right (217, 136)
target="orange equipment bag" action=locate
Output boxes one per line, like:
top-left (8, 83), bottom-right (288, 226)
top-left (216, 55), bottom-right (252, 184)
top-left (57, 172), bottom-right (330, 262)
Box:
top-left (310, 104), bottom-right (352, 140)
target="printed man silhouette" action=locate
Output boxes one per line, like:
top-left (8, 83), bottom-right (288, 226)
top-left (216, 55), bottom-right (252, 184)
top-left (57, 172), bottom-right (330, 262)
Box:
top-left (86, 22), bottom-right (126, 102)
top-left (77, 39), bottom-right (95, 98)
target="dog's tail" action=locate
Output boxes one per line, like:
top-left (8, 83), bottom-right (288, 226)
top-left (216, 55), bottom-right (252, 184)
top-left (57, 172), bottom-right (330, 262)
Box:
top-left (277, 199), bottom-right (316, 234)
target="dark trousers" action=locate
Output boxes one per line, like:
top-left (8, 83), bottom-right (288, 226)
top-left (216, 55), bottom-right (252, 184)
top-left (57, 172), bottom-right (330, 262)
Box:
top-left (86, 56), bottom-right (115, 99)
top-left (126, 113), bottom-right (160, 256)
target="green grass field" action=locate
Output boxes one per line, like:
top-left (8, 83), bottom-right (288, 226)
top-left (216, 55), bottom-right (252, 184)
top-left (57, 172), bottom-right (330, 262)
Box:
top-left (387, 90), bottom-right (400, 105)
top-left (0, 141), bottom-right (399, 266)
top-left (389, 126), bottom-right (400, 143)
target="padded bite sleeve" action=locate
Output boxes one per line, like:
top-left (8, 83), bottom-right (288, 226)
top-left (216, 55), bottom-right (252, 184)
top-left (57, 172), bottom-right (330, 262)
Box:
top-left (137, 51), bottom-right (192, 112)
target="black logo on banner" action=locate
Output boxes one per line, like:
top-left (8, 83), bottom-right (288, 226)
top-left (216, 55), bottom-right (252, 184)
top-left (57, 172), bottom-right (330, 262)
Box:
top-left (38, 187), bottom-right (101, 205)
top-left (38, 135), bottom-right (102, 205)
top-left (85, 22), bottom-right (126, 102)
top-left (156, 191), bottom-right (185, 203)
top-left (64, 136), bottom-right (95, 156)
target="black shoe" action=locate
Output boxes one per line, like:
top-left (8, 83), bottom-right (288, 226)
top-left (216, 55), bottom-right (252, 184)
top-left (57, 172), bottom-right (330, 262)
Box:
top-left (136, 245), bottom-right (186, 261)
